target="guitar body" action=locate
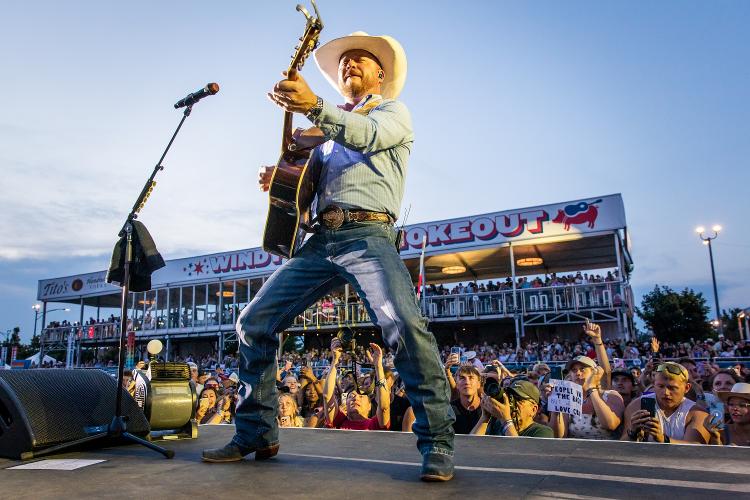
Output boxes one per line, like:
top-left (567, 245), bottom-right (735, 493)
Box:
top-left (262, 135), bottom-right (324, 258)
top-left (261, 1), bottom-right (324, 259)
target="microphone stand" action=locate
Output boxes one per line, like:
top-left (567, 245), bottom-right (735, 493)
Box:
top-left (26, 105), bottom-right (196, 460)
top-left (107, 105), bottom-right (197, 458)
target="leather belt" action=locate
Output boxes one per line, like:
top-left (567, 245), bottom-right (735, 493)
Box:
top-left (319, 205), bottom-right (393, 230)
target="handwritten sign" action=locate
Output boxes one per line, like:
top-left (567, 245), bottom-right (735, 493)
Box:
top-left (548, 380), bottom-right (583, 417)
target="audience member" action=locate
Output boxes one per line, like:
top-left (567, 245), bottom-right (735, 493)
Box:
top-left (450, 366), bottom-right (483, 435)
top-left (622, 362), bottom-right (709, 444)
top-left (472, 379), bottom-right (553, 437)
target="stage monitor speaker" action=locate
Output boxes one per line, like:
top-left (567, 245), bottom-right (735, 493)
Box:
top-left (0, 369), bottom-right (150, 460)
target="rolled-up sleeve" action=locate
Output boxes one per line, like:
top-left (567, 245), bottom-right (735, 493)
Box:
top-left (311, 99), bottom-right (413, 154)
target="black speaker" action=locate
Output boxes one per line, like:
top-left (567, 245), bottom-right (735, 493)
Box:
top-left (0, 369), bottom-right (150, 460)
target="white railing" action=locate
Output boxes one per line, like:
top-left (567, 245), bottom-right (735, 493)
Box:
top-left (44, 282), bottom-right (627, 339)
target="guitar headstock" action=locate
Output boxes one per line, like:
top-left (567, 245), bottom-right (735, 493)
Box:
top-left (288, 0), bottom-right (324, 73)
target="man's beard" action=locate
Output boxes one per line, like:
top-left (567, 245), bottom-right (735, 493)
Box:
top-left (341, 72), bottom-right (379, 100)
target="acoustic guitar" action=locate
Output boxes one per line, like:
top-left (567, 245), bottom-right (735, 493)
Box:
top-left (262, 1), bottom-right (325, 259)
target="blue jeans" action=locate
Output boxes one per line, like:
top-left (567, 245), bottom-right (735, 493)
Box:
top-left (232, 222), bottom-right (455, 456)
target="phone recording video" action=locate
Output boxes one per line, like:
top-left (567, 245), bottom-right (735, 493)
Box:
top-left (641, 396), bottom-right (657, 418)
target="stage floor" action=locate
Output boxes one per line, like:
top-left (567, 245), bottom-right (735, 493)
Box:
top-left (1, 425), bottom-right (749, 499)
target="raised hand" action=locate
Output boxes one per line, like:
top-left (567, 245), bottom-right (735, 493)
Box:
top-left (331, 338), bottom-right (343, 365)
top-left (369, 343), bottom-right (384, 365)
top-left (445, 353), bottom-right (459, 369)
top-left (299, 366), bottom-right (315, 381)
top-left (651, 337), bottom-right (660, 354)
top-left (583, 319), bottom-right (602, 342)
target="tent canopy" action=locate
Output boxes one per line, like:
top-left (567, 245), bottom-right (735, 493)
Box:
top-left (26, 352), bottom-right (57, 364)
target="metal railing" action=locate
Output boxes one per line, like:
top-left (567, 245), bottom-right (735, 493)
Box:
top-left (290, 282), bottom-right (626, 328)
top-left (426, 282), bottom-right (624, 320)
top-left (42, 282), bottom-right (628, 340)
top-left (42, 322), bottom-right (120, 343)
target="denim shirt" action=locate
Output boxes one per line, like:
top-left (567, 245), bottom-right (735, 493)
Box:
top-left (308, 94), bottom-right (414, 220)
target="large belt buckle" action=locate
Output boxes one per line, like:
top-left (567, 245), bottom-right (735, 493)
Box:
top-left (321, 205), bottom-right (345, 230)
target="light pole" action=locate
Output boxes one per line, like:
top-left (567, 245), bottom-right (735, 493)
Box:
top-left (32, 304), bottom-right (41, 340)
top-left (35, 304), bottom-right (70, 367)
top-left (696, 225), bottom-right (723, 335)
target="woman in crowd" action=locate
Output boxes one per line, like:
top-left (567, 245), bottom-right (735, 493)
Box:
top-left (299, 366), bottom-right (324, 426)
top-left (704, 369), bottom-right (742, 418)
top-left (548, 356), bottom-right (624, 439)
top-left (706, 383), bottom-right (750, 446)
top-left (547, 321), bottom-right (624, 439)
top-left (278, 393), bottom-right (305, 428)
top-left (196, 387), bottom-right (223, 425)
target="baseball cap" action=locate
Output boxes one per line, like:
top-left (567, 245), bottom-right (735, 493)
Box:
top-left (508, 379), bottom-right (540, 404)
top-left (611, 370), bottom-right (636, 385)
top-left (565, 355), bottom-right (597, 372)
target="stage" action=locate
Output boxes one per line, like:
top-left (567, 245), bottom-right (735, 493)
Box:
top-left (1, 426), bottom-right (748, 499)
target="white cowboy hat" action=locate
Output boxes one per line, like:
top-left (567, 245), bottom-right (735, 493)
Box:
top-left (718, 382), bottom-right (750, 403)
top-left (314, 31), bottom-right (407, 99)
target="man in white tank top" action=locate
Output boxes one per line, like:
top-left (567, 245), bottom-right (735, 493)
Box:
top-left (621, 362), bottom-right (709, 444)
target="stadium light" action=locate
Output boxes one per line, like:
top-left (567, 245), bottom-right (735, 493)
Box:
top-left (696, 225), bottom-right (723, 335)
top-left (517, 257), bottom-right (544, 267)
top-left (442, 265), bottom-right (466, 275)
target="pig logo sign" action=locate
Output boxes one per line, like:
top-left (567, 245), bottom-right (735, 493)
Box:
top-left (552, 199), bottom-right (602, 231)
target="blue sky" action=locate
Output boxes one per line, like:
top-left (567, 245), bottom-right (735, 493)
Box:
top-left (2, 1), bottom-right (748, 341)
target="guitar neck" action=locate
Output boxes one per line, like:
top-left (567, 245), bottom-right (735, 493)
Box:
top-left (279, 16), bottom-right (321, 155)
top-left (281, 110), bottom-right (294, 154)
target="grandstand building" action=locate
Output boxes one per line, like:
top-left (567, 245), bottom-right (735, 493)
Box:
top-left (38, 194), bottom-right (634, 363)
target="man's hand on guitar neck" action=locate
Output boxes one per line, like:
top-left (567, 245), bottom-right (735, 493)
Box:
top-left (268, 69), bottom-right (318, 115)
top-left (258, 166), bottom-right (275, 192)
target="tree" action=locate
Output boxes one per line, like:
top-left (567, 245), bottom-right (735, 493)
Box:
top-left (10, 326), bottom-right (21, 345)
top-left (636, 285), bottom-right (713, 343)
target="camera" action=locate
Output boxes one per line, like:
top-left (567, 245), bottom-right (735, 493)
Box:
top-left (337, 326), bottom-right (356, 353)
top-left (484, 379), bottom-right (504, 401)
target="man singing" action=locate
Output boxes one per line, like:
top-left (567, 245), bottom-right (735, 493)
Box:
top-left (202, 32), bottom-right (456, 482)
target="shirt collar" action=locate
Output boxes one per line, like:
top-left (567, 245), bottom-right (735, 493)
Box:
top-left (340, 93), bottom-right (383, 111)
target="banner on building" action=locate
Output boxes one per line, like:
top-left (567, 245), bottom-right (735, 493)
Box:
top-left (38, 194), bottom-right (627, 301)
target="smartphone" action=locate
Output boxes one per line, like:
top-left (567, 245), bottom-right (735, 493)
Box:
top-left (450, 347), bottom-right (461, 355)
top-left (539, 372), bottom-right (551, 388)
top-left (641, 397), bottom-right (657, 418)
top-left (709, 401), bottom-right (725, 430)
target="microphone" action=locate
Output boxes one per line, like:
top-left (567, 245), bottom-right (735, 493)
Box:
top-left (174, 83), bottom-right (220, 109)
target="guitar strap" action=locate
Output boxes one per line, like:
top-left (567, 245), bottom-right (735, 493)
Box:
top-left (351, 95), bottom-right (384, 115)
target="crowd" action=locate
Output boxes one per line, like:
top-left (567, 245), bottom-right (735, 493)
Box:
top-left (424, 270), bottom-right (620, 296)
top-left (294, 271), bottom-right (622, 315)
top-left (263, 321), bottom-right (749, 447)
top-left (37, 313), bottom-right (750, 447)
top-left (437, 335), bottom-right (750, 365)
